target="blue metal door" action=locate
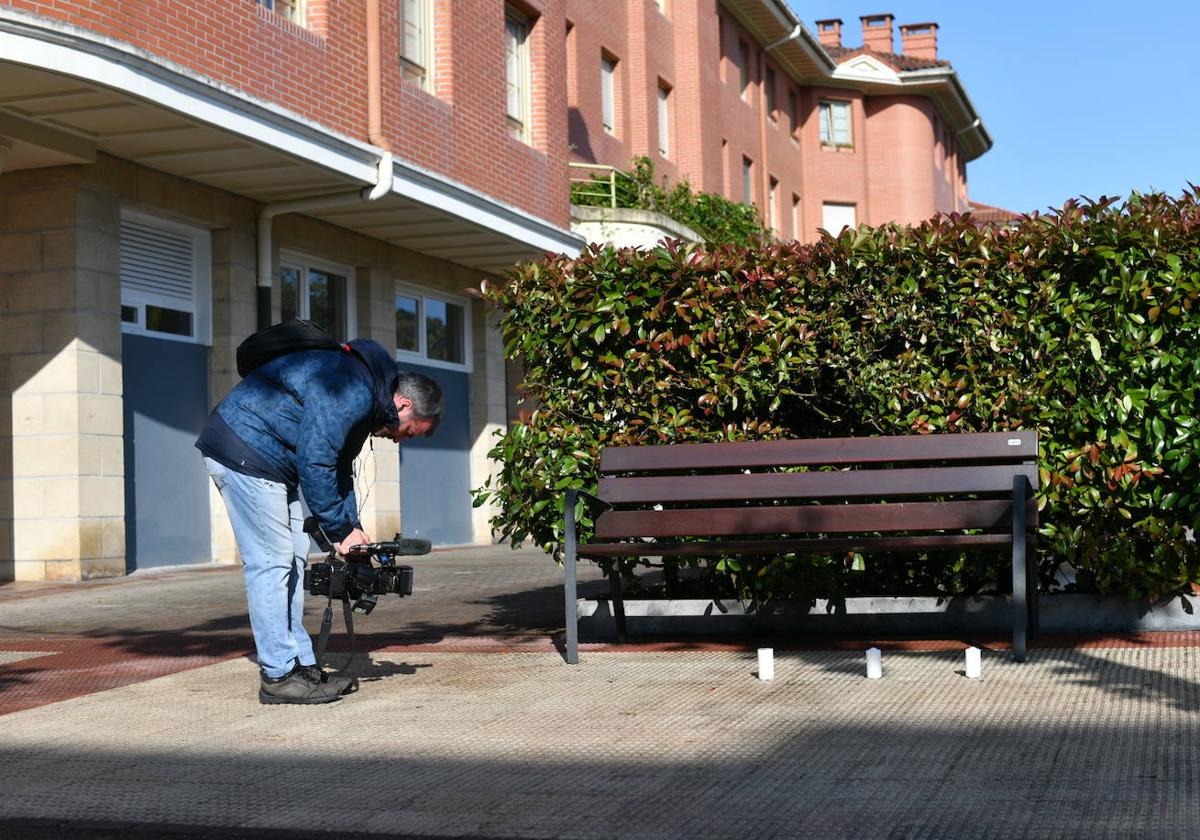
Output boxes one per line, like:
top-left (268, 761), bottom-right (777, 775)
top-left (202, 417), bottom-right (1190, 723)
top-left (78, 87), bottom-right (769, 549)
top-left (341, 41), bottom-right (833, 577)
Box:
top-left (122, 334), bottom-right (211, 571)
top-left (398, 362), bottom-right (473, 546)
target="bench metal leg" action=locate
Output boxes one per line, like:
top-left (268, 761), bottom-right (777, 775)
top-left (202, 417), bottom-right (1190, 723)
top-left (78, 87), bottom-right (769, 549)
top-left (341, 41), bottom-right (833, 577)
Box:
top-left (1011, 476), bottom-right (1029, 662)
top-left (564, 490), bottom-right (579, 665)
top-left (1028, 525), bottom-right (1040, 639)
top-left (609, 566), bottom-right (628, 640)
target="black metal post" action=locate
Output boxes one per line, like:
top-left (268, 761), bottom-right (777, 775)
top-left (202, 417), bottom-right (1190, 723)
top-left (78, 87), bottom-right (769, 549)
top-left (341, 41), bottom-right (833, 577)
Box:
top-left (1011, 474), bottom-right (1028, 662)
top-left (564, 490), bottom-right (579, 664)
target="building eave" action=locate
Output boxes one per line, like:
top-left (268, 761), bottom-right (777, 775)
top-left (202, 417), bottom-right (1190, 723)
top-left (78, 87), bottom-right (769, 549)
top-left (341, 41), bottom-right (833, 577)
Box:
top-left (827, 57), bottom-right (992, 161)
top-left (0, 9), bottom-right (583, 271)
top-left (720, 0), bottom-right (837, 82)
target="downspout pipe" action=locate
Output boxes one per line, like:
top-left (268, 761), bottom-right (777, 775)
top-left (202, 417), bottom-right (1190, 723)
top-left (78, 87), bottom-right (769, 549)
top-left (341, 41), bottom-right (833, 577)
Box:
top-left (764, 24), bottom-right (803, 52)
top-left (255, 0), bottom-right (393, 330)
top-left (255, 152), bottom-right (393, 329)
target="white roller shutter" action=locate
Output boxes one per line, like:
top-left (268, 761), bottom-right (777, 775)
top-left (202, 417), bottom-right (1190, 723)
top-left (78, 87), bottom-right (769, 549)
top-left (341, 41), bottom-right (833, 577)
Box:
top-left (119, 210), bottom-right (211, 345)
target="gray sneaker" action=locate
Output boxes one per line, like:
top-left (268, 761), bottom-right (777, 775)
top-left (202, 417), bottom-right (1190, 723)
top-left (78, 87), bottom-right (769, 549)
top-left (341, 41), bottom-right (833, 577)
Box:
top-left (301, 664), bottom-right (357, 696)
top-left (259, 664), bottom-right (343, 705)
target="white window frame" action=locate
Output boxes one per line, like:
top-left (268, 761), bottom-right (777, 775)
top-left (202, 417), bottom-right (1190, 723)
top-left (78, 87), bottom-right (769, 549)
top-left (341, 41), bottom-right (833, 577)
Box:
top-left (505, 8), bottom-right (531, 141)
top-left (259, 0), bottom-right (305, 26)
top-left (822, 202), bottom-right (857, 233)
top-left (764, 66), bottom-right (777, 121)
top-left (737, 40), bottom-right (751, 99)
top-left (742, 156), bottom-right (753, 206)
top-left (394, 283), bottom-right (473, 373)
top-left (768, 177), bottom-right (779, 233)
top-left (601, 54), bottom-right (617, 134)
top-left (657, 83), bottom-right (671, 157)
top-left (399, 0), bottom-right (432, 90)
top-left (819, 100), bottom-right (853, 147)
top-left (119, 209), bottom-right (212, 346)
top-left (279, 250), bottom-right (357, 341)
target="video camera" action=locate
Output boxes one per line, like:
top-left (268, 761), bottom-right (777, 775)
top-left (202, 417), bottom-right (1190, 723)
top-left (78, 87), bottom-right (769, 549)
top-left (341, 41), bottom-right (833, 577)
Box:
top-left (302, 516), bottom-right (431, 614)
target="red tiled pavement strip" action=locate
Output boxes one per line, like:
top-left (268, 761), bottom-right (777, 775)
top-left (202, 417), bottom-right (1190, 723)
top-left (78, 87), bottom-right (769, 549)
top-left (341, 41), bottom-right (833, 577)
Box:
top-left (0, 636), bottom-right (251, 716)
top-left (5, 629), bottom-right (1199, 716)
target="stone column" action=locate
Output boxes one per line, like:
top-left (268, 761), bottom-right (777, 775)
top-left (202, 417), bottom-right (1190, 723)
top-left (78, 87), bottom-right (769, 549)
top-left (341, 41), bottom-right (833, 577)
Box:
top-left (0, 166), bottom-right (125, 581)
top-left (352, 263), bottom-right (401, 541)
top-left (469, 306), bottom-right (507, 543)
top-left (206, 222), bottom-right (258, 564)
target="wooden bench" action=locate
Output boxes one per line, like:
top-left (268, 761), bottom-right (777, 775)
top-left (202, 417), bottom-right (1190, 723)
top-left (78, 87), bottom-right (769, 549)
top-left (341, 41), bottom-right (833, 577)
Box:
top-left (563, 432), bottom-right (1039, 664)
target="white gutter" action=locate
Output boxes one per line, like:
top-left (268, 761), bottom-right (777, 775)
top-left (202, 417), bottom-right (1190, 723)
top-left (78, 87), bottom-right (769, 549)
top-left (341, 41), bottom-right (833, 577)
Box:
top-left (255, 151), bottom-right (394, 327)
top-left (764, 23), bottom-right (802, 52)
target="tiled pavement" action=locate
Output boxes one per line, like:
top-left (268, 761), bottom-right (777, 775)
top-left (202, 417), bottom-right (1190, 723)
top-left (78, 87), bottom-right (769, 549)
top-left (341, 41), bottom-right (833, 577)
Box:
top-left (2, 547), bottom-right (1200, 839)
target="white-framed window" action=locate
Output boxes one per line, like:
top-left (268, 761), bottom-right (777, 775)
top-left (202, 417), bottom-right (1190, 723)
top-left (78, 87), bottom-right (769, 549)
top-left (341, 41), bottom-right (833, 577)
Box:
top-left (653, 0), bottom-right (666, 14)
top-left (737, 40), bottom-right (751, 99)
top-left (819, 100), bottom-right (853, 147)
top-left (279, 251), bottom-right (357, 341)
top-left (505, 8), bottom-right (531, 140)
top-left (395, 284), bottom-right (472, 372)
top-left (657, 82), bottom-right (671, 157)
top-left (742, 156), bottom-right (753, 205)
top-left (120, 209), bottom-right (212, 345)
top-left (791, 193), bottom-right (801, 239)
top-left (601, 53), bottom-right (617, 134)
top-left (768, 177), bottom-right (779, 233)
top-left (822, 202), bottom-right (857, 233)
top-left (764, 66), bottom-right (777, 120)
top-left (787, 88), bottom-right (799, 137)
top-left (258, 0), bottom-right (304, 25)
top-left (400, 0), bottom-right (432, 89)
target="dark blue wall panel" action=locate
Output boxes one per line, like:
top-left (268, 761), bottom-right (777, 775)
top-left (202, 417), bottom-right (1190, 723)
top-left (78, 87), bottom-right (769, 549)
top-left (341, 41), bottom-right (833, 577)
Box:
top-left (397, 362), bottom-right (473, 546)
top-left (122, 334), bottom-right (211, 571)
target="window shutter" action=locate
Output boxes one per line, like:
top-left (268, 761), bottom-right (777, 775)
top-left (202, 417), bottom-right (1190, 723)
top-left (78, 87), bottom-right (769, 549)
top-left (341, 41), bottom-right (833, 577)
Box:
top-left (120, 219), bottom-right (194, 306)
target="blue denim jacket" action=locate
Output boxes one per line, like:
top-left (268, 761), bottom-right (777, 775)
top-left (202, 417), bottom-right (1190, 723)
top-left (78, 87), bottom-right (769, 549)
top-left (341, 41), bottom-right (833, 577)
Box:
top-left (197, 338), bottom-right (399, 543)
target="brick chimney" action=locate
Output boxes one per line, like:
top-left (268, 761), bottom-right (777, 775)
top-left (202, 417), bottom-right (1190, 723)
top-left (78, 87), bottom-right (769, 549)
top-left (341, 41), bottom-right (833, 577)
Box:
top-left (815, 18), bottom-right (843, 49)
top-left (900, 22), bottom-right (938, 60)
top-left (860, 13), bottom-right (894, 54)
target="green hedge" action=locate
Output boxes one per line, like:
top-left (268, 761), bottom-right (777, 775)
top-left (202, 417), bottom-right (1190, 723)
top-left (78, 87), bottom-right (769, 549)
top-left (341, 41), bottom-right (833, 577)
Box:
top-left (476, 191), bottom-right (1200, 603)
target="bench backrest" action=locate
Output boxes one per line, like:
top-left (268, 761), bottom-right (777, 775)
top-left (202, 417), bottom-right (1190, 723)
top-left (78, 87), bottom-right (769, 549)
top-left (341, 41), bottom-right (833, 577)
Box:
top-left (592, 432), bottom-right (1038, 540)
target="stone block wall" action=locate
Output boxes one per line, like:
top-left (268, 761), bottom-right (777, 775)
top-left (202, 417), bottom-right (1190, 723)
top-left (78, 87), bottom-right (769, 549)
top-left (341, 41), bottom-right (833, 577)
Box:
top-left (0, 164), bottom-right (125, 581)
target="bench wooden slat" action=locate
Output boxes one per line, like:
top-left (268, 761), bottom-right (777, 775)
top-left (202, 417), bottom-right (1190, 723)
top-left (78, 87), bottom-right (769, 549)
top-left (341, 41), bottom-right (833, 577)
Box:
top-left (578, 533), bottom-right (1013, 559)
top-left (599, 431), bottom-right (1037, 473)
top-left (597, 464), bottom-right (1039, 505)
top-left (593, 500), bottom-right (1025, 539)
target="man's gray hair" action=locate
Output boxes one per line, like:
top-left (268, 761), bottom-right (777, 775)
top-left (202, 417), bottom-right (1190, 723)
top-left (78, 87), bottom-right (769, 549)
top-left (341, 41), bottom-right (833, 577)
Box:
top-left (395, 371), bottom-right (444, 435)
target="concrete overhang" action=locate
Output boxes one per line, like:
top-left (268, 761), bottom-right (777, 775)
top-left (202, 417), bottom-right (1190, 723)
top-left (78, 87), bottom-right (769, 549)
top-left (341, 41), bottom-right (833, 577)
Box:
top-left (0, 10), bottom-right (583, 274)
top-left (720, 0), bottom-right (836, 82)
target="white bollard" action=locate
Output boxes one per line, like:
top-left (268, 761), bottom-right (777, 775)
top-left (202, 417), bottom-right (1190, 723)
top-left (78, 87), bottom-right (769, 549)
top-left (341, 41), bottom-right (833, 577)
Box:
top-left (865, 647), bottom-right (882, 679)
top-left (757, 647), bottom-right (774, 681)
top-left (965, 646), bottom-right (982, 679)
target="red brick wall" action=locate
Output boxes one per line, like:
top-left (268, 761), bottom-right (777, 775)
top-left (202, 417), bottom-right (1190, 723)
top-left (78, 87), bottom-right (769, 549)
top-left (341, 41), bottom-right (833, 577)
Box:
top-left (563, 0), bottom-right (974, 242)
top-left (3, 0), bottom-right (569, 226)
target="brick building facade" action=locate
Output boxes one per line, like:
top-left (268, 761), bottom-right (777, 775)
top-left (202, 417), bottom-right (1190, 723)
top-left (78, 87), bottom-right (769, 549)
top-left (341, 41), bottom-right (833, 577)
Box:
top-left (0, 0), bottom-right (583, 581)
top-left (565, 2), bottom-right (990, 240)
top-left (0, 0), bottom-right (993, 581)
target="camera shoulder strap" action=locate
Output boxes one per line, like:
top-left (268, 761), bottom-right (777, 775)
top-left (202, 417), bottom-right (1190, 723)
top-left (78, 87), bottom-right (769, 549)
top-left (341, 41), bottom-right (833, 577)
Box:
top-left (315, 590), bottom-right (358, 674)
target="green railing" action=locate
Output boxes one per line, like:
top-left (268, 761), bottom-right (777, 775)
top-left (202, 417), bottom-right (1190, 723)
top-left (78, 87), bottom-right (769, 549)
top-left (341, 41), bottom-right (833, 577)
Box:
top-left (568, 162), bottom-right (630, 208)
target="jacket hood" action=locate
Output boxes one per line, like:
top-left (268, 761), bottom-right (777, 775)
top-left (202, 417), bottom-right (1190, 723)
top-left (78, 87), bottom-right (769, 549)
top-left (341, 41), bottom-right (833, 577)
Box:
top-left (348, 338), bottom-right (400, 429)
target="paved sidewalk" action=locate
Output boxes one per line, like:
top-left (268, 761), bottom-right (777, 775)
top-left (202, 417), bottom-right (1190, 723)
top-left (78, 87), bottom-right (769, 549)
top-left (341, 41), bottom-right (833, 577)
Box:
top-left (1, 547), bottom-right (1199, 839)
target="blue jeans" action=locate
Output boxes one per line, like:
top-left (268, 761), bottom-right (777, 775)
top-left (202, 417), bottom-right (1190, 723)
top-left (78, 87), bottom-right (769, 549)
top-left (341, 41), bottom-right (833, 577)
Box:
top-left (204, 457), bottom-right (315, 679)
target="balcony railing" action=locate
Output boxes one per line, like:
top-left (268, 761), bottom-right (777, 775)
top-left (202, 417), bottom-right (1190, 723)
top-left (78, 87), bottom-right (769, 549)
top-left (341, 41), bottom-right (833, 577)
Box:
top-left (568, 162), bottom-right (631, 208)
